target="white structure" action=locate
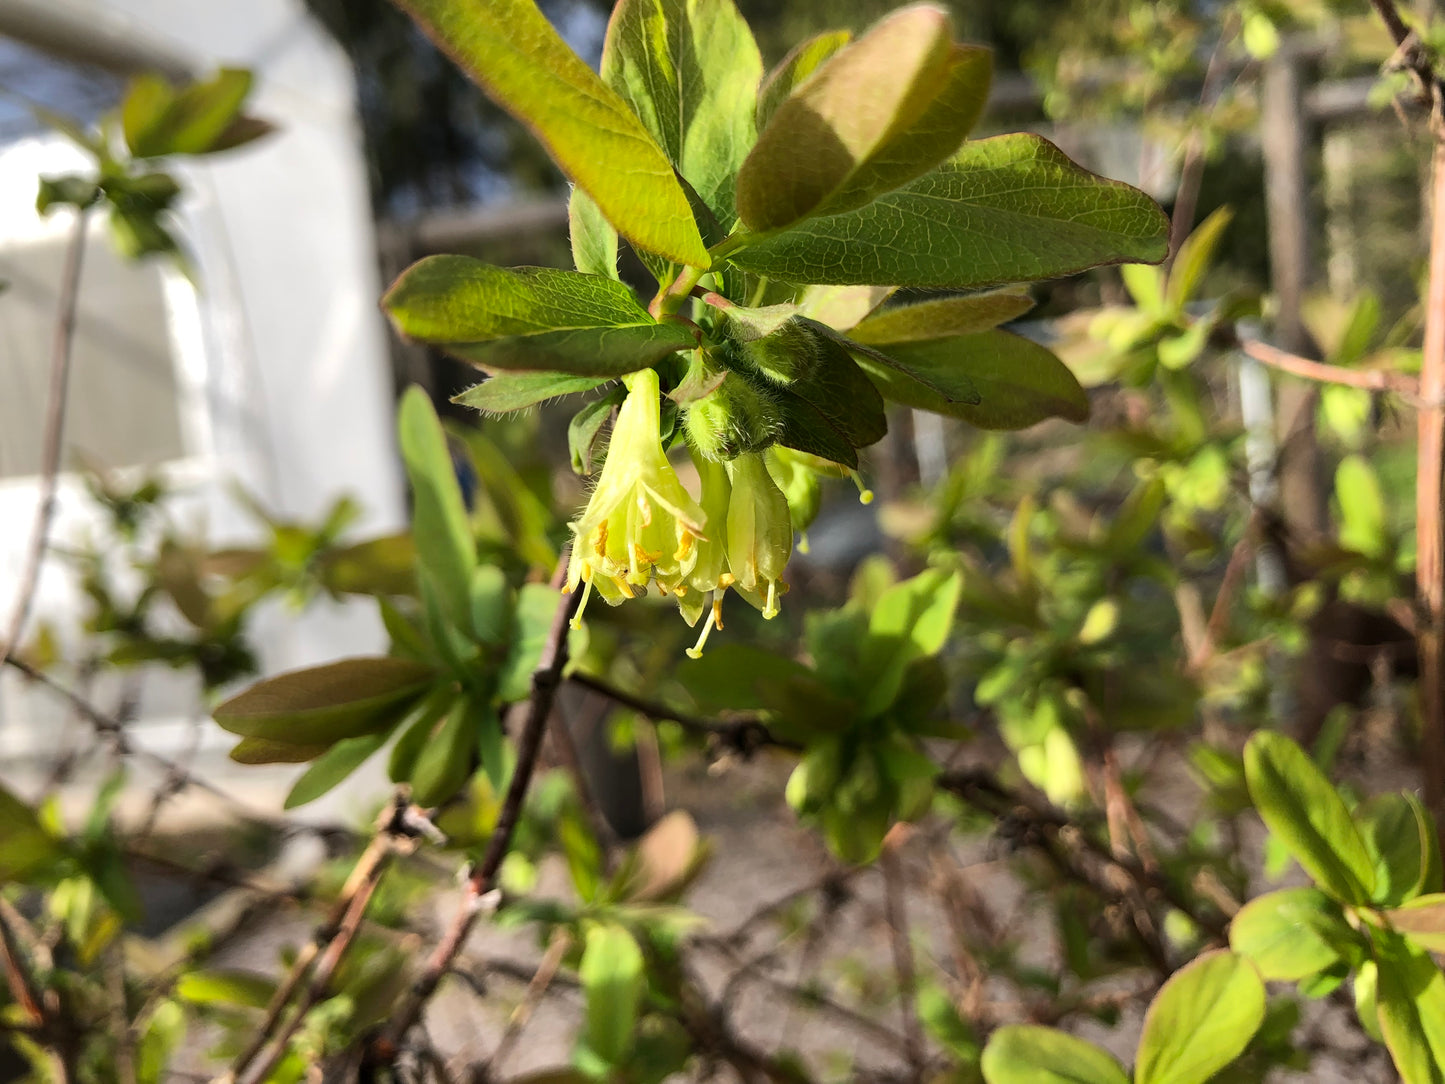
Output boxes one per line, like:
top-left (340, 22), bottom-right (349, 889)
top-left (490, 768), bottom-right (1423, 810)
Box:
top-left (0, 0), bottom-right (405, 792)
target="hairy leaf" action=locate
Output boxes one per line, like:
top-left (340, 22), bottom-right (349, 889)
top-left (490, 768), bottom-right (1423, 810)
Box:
top-left (393, 0), bottom-right (709, 266)
top-left (385, 257), bottom-right (696, 376)
top-left (850, 289), bottom-right (1034, 343)
top-left (859, 331), bottom-right (1088, 429)
top-left (736, 5), bottom-right (961, 230)
top-left (454, 372), bottom-right (610, 414)
top-left (755, 29), bottom-right (851, 132)
top-left (569, 187), bottom-right (618, 279)
top-left (730, 134), bottom-right (1169, 288)
top-left (602, 0), bottom-right (761, 226)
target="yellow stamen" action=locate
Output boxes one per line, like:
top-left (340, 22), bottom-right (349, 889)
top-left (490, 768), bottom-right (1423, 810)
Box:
top-left (763, 580), bottom-right (779, 620)
top-left (713, 593), bottom-right (725, 631)
top-left (570, 575), bottom-right (595, 631)
top-left (686, 603), bottom-right (719, 659)
top-left (850, 470), bottom-right (874, 505)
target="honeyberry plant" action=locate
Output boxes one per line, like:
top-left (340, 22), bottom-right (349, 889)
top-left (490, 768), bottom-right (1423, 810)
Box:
top-left (7, 1), bottom-right (1445, 1083)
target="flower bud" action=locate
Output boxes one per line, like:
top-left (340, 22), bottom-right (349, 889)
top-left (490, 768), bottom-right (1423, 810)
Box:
top-left (683, 369), bottom-right (781, 462)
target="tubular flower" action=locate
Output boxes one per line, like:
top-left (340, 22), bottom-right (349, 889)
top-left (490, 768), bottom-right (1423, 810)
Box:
top-left (725, 452), bottom-right (792, 620)
top-left (681, 452), bottom-right (735, 658)
top-left (566, 368), bottom-right (706, 627)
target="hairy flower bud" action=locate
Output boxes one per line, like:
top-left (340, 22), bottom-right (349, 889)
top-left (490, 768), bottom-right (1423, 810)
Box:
top-left (683, 369), bottom-right (781, 462)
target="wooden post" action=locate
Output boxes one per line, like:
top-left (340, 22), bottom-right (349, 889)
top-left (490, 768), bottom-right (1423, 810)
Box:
top-left (1417, 138), bottom-right (1445, 823)
top-left (1261, 46), bottom-right (1329, 541)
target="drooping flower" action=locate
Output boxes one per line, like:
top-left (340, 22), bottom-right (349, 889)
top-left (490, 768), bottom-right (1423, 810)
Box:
top-left (566, 368), bottom-right (705, 627)
top-left (680, 452), bottom-right (735, 658)
top-left (725, 452), bottom-right (792, 620)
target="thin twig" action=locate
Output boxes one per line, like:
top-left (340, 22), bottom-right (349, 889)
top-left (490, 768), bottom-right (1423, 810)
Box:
top-left (378, 580), bottom-right (580, 1052)
top-left (566, 671), bottom-right (795, 753)
top-left (0, 899), bottom-right (45, 1024)
top-left (1238, 337), bottom-right (1420, 395)
top-left (880, 841), bottom-right (925, 1081)
top-left (221, 793), bottom-right (413, 1084)
top-left (2, 208), bottom-right (88, 664)
top-left (482, 928), bottom-right (572, 1075)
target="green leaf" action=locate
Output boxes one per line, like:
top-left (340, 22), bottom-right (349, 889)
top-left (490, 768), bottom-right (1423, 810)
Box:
top-left (601, 0), bottom-right (761, 226)
top-left (122, 69), bottom-right (263, 158)
top-left (1243, 731), bottom-right (1376, 904)
top-left (916, 984), bottom-right (979, 1061)
top-left (284, 730), bottom-right (391, 809)
top-left (859, 331), bottom-right (1088, 430)
top-left (1135, 950), bottom-right (1266, 1084)
top-left (755, 29), bottom-right (851, 133)
top-left (1335, 454), bottom-right (1390, 559)
top-left (772, 386), bottom-right (861, 467)
top-left (469, 564), bottom-right (513, 645)
top-left (775, 331), bottom-right (888, 450)
top-left (736, 6), bottom-right (987, 230)
top-left (1386, 894), bottom-right (1445, 953)
top-left (676, 642), bottom-right (818, 714)
top-left (399, 386), bottom-right (477, 632)
top-left (569, 388), bottom-right (625, 475)
top-left (1374, 931), bottom-right (1445, 1084)
top-left (214, 657), bottom-right (435, 747)
top-left (173, 969), bottom-right (277, 1008)
top-left (1166, 205), bottom-right (1233, 311)
top-left (980, 1025), bottom-right (1128, 1084)
top-left (1356, 959), bottom-right (1385, 1042)
top-left (860, 567), bottom-right (962, 718)
top-left (499, 584), bottom-right (564, 702)
top-left (850, 290), bottom-right (1034, 344)
top-left (729, 134), bottom-right (1169, 288)
top-left (455, 372), bottom-right (609, 414)
top-left (569, 187), bottom-right (618, 279)
top-left (228, 737), bottom-right (333, 765)
top-left (579, 923), bottom-right (645, 1065)
top-left (1228, 887), bottom-right (1350, 981)
top-left (795, 283), bottom-right (893, 330)
top-left (817, 42), bottom-right (992, 219)
top-left (385, 257), bottom-right (696, 376)
top-left (1357, 793), bottom-right (1434, 906)
top-left (410, 696), bottom-right (477, 807)
top-left (388, 688), bottom-right (456, 783)
top-left (0, 782), bottom-right (63, 882)
top-left (394, 0), bottom-right (709, 266)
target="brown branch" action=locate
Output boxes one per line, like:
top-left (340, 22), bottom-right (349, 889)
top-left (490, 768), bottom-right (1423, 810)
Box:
top-left (378, 580), bottom-right (580, 1053)
top-left (1238, 337), bottom-right (1420, 395)
top-left (2, 207), bottom-right (88, 664)
top-left (566, 671), bottom-right (797, 753)
top-left (221, 793), bottom-right (415, 1084)
top-left (482, 927), bottom-right (572, 1076)
top-left (0, 898), bottom-right (45, 1024)
top-left (1188, 509), bottom-right (1263, 673)
top-left (880, 841), bottom-right (925, 1081)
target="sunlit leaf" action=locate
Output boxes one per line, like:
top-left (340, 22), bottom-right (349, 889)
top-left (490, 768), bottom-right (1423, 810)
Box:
top-left (394, 0), bottom-right (709, 266)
